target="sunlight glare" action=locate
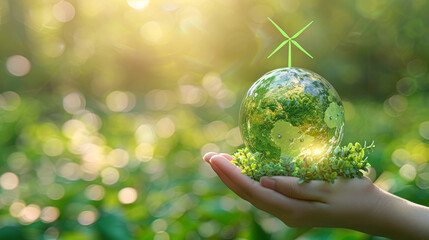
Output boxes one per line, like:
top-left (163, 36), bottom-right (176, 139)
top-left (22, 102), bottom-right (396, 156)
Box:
top-left (127, 0), bottom-right (150, 10)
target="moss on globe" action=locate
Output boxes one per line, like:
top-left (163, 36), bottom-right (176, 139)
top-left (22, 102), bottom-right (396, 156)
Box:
top-left (239, 67), bottom-right (345, 161)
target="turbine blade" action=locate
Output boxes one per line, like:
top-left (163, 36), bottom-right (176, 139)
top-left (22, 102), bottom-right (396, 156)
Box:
top-left (291, 21), bottom-right (313, 39)
top-left (267, 17), bottom-right (290, 38)
top-left (267, 40), bottom-right (288, 59)
top-left (291, 40), bottom-right (313, 59)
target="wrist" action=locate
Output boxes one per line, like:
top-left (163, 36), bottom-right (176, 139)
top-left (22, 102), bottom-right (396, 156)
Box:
top-left (356, 187), bottom-right (429, 239)
top-left (346, 185), bottom-right (395, 236)
top-left (383, 192), bottom-right (429, 239)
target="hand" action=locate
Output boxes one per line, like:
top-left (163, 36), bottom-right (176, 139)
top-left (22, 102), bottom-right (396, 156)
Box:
top-left (203, 152), bottom-right (429, 239)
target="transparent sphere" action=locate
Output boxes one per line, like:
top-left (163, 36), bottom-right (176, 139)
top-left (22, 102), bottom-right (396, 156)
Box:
top-left (239, 67), bottom-right (345, 160)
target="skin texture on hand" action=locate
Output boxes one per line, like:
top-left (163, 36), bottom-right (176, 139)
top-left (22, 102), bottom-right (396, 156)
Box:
top-left (203, 152), bottom-right (429, 240)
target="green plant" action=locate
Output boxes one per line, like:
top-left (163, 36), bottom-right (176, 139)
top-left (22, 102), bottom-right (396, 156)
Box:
top-left (232, 142), bottom-right (375, 183)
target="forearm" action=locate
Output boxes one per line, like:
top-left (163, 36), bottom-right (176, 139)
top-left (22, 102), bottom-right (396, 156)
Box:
top-left (384, 192), bottom-right (429, 240)
top-left (357, 189), bottom-right (429, 239)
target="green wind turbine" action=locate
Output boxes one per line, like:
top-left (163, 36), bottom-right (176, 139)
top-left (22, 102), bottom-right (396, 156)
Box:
top-left (267, 17), bottom-right (313, 67)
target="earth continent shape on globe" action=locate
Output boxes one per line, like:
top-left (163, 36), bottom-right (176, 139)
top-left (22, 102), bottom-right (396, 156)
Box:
top-left (239, 67), bottom-right (345, 161)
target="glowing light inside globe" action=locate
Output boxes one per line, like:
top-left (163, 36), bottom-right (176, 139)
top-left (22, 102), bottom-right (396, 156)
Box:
top-left (239, 67), bottom-right (345, 161)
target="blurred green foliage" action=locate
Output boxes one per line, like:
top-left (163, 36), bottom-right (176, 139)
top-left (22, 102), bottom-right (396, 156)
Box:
top-left (0, 0), bottom-right (428, 239)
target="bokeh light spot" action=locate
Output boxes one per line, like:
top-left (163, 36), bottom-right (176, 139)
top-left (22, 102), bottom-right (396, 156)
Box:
top-left (53, 1), bottom-right (75, 23)
top-left (135, 143), bottom-right (154, 162)
top-left (46, 184), bottom-right (65, 200)
top-left (144, 90), bottom-right (176, 111)
top-left (179, 85), bottom-right (206, 106)
top-left (59, 162), bottom-right (80, 180)
top-left (63, 92), bottom-right (86, 114)
top-left (396, 78), bottom-right (417, 96)
top-left (118, 187), bottom-right (138, 204)
top-left (225, 127), bottom-right (243, 147)
top-left (20, 204), bottom-right (41, 224)
top-left (7, 152), bottom-right (28, 172)
top-left (202, 72), bottom-right (222, 93)
top-left (154, 232), bottom-right (170, 240)
top-left (6, 55), bottom-right (31, 77)
top-left (203, 121), bottom-right (229, 142)
top-left (391, 148), bottom-right (410, 166)
top-left (44, 227), bottom-right (60, 240)
top-left (419, 121), bottom-right (429, 140)
top-left (215, 89), bottom-right (236, 109)
top-left (107, 149), bottom-right (129, 168)
top-left (197, 221), bottom-right (220, 238)
top-left (0, 172), bottom-right (19, 190)
top-left (140, 21), bottom-right (163, 45)
top-left (0, 91), bottom-right (21, 111)
top-left (399, 164), bottom-right (417, 181)
top-left (106, 91), bottom-right (136, 112)
top-left (79, 111), bottom-right (102, 130)
top-left (151, 218), bottom-right (168, 232)
top-left (155, 117), bottom-right (175, 138)
top-left (77, 210), bottom-right (97, 225)
top-left (200, 143), bottom-right (220, 157)
top-left (85, 184), bottom-right (105, 201)
top-left (101, 167), bottom-right (120, 185)
top-left (135, 124), bottom-right (157, 144)
top-left (9, 201), bottom-right (26, 218)
top-left (43, 138), bottom-right (64, 156)
top-left (41, 206), bottom-right (60, 223)
top-left (127, 0), bottom-right (149, 10)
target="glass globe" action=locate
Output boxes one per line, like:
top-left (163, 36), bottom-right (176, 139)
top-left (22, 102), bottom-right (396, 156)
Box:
top-left (239, 67), bottom-right (345, 160)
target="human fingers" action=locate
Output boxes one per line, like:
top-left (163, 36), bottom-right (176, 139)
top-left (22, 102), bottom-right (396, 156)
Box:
top-left (203, 153), bottom-right (250, 199)
top-left (260, 176), bottom-right (330, 202)
top-left (210, 155), bottom-right (302, 211)
top-left (203, 152), bottom-right (218, 163)
top-left (208, 157), bottom-right (251, 200)
top-left (203, 152), bottom-right (233, 163)
top-left (204, 152), bottom-right (241, 194)
top-left (218, 153), bottom-right (233, 161)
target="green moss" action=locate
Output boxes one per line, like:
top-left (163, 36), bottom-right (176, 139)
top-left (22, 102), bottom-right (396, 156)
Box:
top-left (231, 142), bottom-right (374, 183)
